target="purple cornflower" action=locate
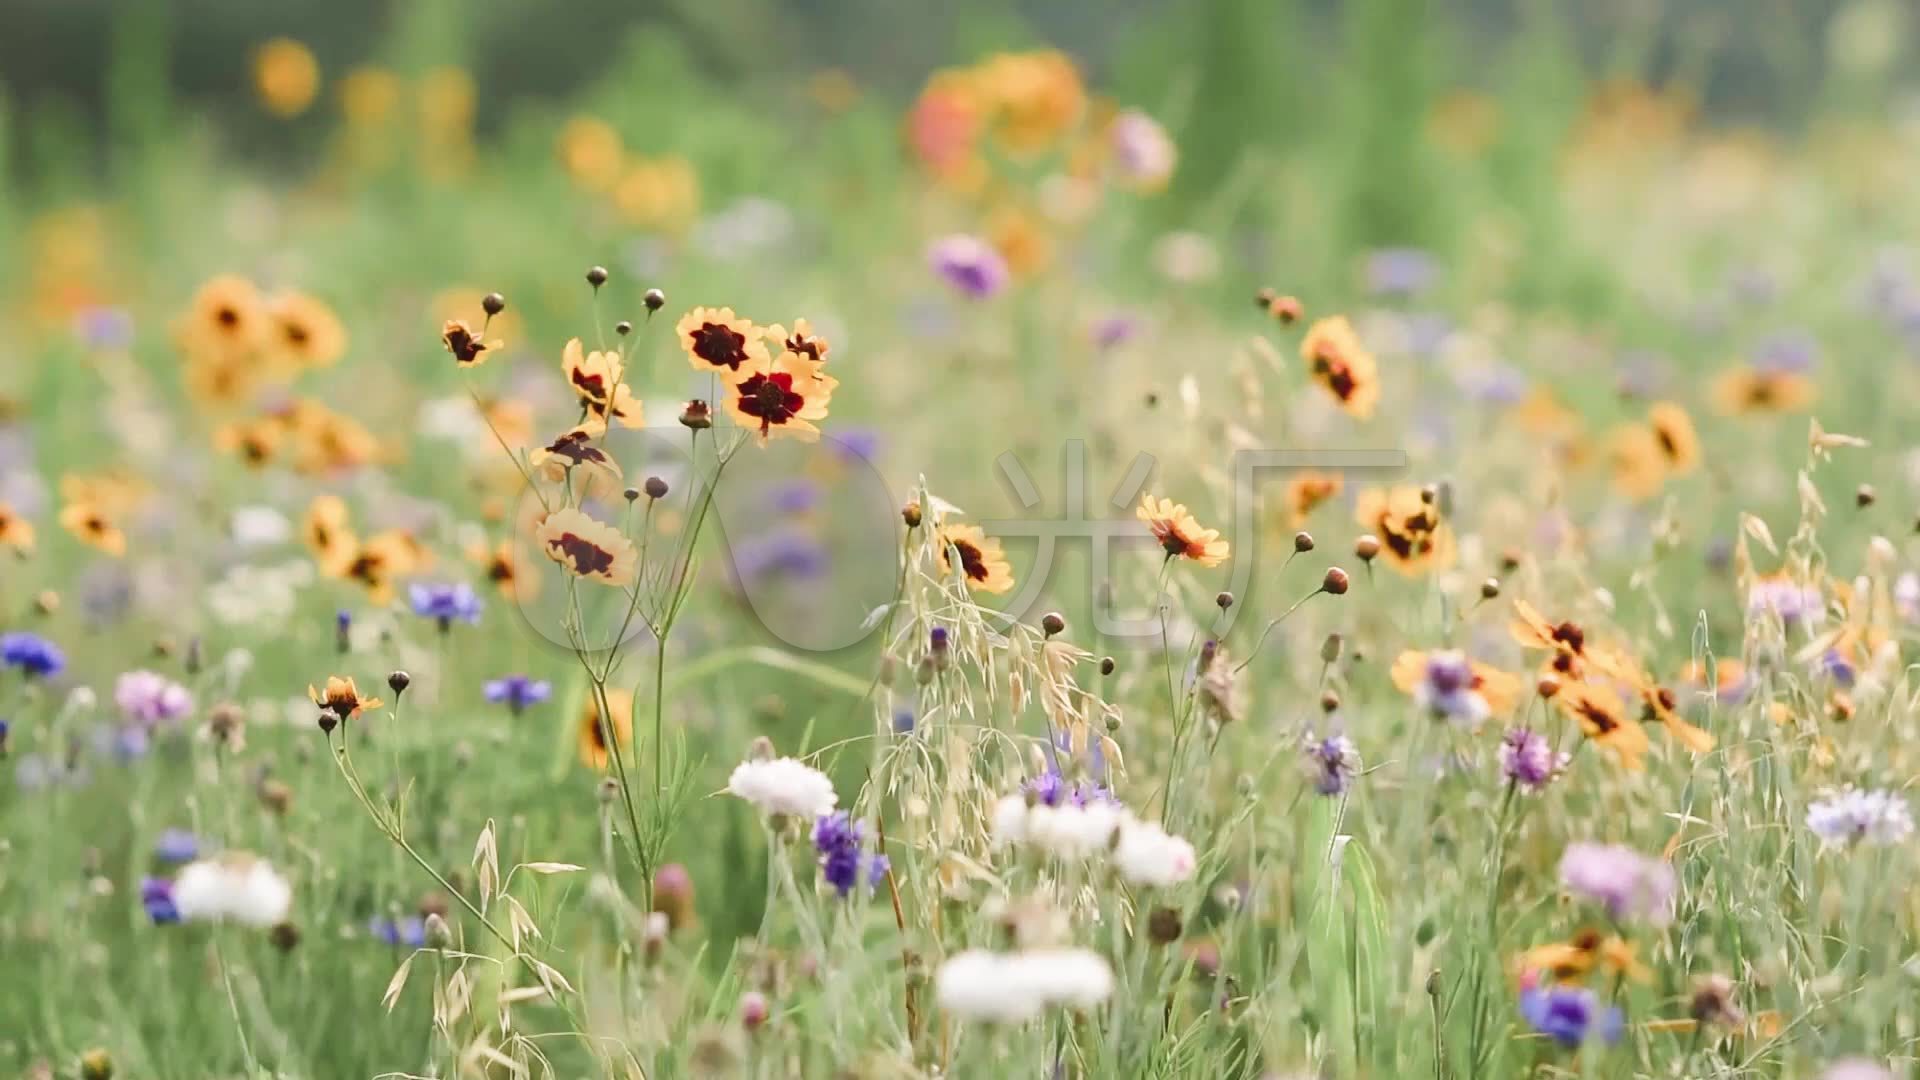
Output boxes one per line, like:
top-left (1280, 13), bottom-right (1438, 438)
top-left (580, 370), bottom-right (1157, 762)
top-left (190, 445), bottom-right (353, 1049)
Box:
top-left (336, 609), bottom-right (353, 653)
top-left (1023, 763), bottom-right (1112, 807)
top-left (770, 478), bottom-right (822, 514)
top-left (891, 706), bottom-right (915, 734)
top-left (0, 632), bottom-right (65, 678)
top-left (483, 675), bottom-right (553, 715)
top-left (1303, 731), bottom-right (1361, 796)
top-left (731, 529), bottom-right (830, 581)
top-left (73, 306), bottom-right (135, 351)
top-left (1460, 364), bottom-right (1529, 406)
top-left (928, 235), bottom-right (1008, 299)
top-left (829, 427), bottom-right (881, 464)
top-left (153, 829), bottom-right (200, 863)
top-left (1753, 328), bottom-right (1819, 373)
top-left (0, 718), bottom-right (9, 753)
top-left (1499, 728), bottom-right (1566, 792)
top-left (1090, 313), bottom-right (1142, 351)
top-left (1746, 575), bottom-right (1823, 629)
top-left (1410, 650), bottom-right (1488, 726)
top-left (409, 582), bottom-right (483, 631)
top-left (1518, 980), bottom-right (1622, 1048)
top-left (370, 915), bottom-right (428, 947)
top-left (142, 876), bottom-right (180, 925)
top-left (1806, 788), bottom-right (1914, 846)
top-left (1558, 842), bottom-right (1675, 925)
top-left (114, 670), bottom-right (194, 725)
top-left (1400, 312), bottom-right (1452, 358)
top-left (1364, 247), bottom-right (1438, 297)
top-left (812, 812), bottom-right (889, 897)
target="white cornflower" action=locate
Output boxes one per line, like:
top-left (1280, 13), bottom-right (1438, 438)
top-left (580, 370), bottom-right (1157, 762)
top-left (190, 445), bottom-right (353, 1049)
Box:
top-left (994, 798), bottom-right (1126, 860)
top-left (934, 947), bottom-right (1113, 1023)
top-left (1113, 819), bottom-right (1197, 887)
top-left (726, 757), bottom-right (838, 818)
top-left (230, 505), bottom-right (292, 548)
top-left (172, 853), bottom-right (292, 927)
top-left (1807, 788), bottom-right (1914, 847)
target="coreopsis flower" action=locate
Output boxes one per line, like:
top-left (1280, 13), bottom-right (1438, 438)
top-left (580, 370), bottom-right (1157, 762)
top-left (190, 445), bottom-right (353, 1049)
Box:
top-left (1610, 661), bottom-right (1715, 754)
top-left (724, 351), bottom-right (838, 443)
top-left (483, 675), bottom-right (552, 715)
top-left (324, 530), bottom-right (426, 606)
top-left (934, 947), bottom-right (1113, 1023)
top-left (1281, 473), bottom-right (1342, 528)
top-left (213, 416), bottom-right (282, 468)
top-left (559, 338), bottom-right (644, 431)
top-left (611, 155), bottom-right (699, 230)
top-left (1518, 929), bottom-right (1651, 985)
top-left (767, 319), bottom-right (831, 365)
top-left (1711, 366), bottom-right (1816, 414)
top-left (1300, 316), bottom-right (1380, 419)
top-left (1509, 600), bottom-right (1629, 681)
top-left (536, 507), bottom-right (638, 586)
top-left (1553, 681), bottom-right (1650, 769)
top-left (556, 114), bottom-right (624, 191)
top-left (1606, 423), bottom-right (1668, 501)
top-left (578, 689), bottom-right (634, 771)
top-left (1558, 842), bottom-right (1674, 925)
top-left (253, 38), bottom-right (319, 117)
top-left (1354, 486), bottom-right (1452, 575)
top-left (441, 318), bottom-right (500, 368)
top-left (1646, 401), bottom-right (1700, 473)
top-left (928, 234), bottom-right (1010, 299)
top-left (1137, 494), bottom-right (1229, 567)
top-left (172, 852), bottom-right (293, 927)
top-left (812, 812), bottom-right (889, 897)
top-left (676, 307), bottom-right (768, 382)
top-left (936, 523), bottom-right (1015, 594)
top-left (978, 49), bottom-right (1085, 155)
top-left (177, 275), bottom-right (265, 363)
top-left (727, 756), bottom-right (838, 817)
top-left (1390, 650), bottom-right (1520, 727)
top-left (1517, 977), bottom-right (1623, 1049)
top-left (302, 495), bottom-right (356, 565)
top-left (59, 502), bottom-right (127, 557)
top-left (472, 539), bottom-right (535, 601)
top-left (0, 501), bottom-right (36, 554)
top-left (529, 427), bottom-right (622, 484)
top-left (1498, 728), bottom-right (1567, 791)
top-left (266, 291), bottom-right (346, 370)
top-left (0, 632), bottom-right (65, 678)
top-left (1806, 788), bottom-right (1914, 846)
top-left (115, 671), bottom-right (194, 725)
top-left (308, 675), bottom-right (383, 721)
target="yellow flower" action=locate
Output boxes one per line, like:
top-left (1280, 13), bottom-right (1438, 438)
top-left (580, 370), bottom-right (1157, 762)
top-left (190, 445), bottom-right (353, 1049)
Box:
top-left (1606, 424), bottom-right (1668, 502)
top-left (1646, 401), bottom-right (1700, 473)
top-left (1388, 650), bottom-right (1521, 719)
top-left (308, 675), bottom-right (382, 720)
top-left (1137, 494), bottom-right (1229, 567)
top-left (338, 66), bottom-right (401, 128)
top-left (557, 116), bottom-right (624, 192)
top-left (266, 291), bottom-right (347, 371)
top-left (1517, 930), bottom-right (1652, 985)
top-left (579, 689), bottom-right (634, 771)
top-left (442, 319), bottom-right (501, 368)
top-left (765, 319), bottom-right (832, 365)
top-left (1281, 473), bottom-right (1342, 528)
top-left (213, 417), bottom-right (283, 468)
top-left (936, 523), bottom-right (1015, 594)
top-left (470, 539), bottom-right (538, 602)
top-left (1354, 486), bottom-right (1452, 576)
top-left (613, 155), bottom-right (699, 230)
top-left (1711, 367), bottom-right (1816, 414)
top-left (722, 351), bottom-right (837, 444)
top-left (0, 502), bottom-right (36, 555)
top-left (676, 308), bottom-right (769, 382)
top-left (302, 495), bottom-right (357, 565)
top-left (59, 502), bottom-right (127, 558)
top-left (177, 275), bottom-right (265, 363)
top-left (530, 427), bottom-right (623, 486)
top-left (1553, 681), bottom-right (1650, 770)
top-left (254, 38), bottom-right (320, 118)
top-left (1300, 316), bottom-right (1380, 419)
top-left (979, 50), bottom-right (1086, 155)
top-left (537, 507), bottom-right (638, 586)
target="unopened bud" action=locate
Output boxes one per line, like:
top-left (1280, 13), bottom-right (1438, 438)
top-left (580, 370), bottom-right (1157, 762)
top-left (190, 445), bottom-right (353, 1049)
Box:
top-left (1100, 656), bottom-right (1116, 676)
top-left (615, 320), bottom-right (633, 336)
top-left (1480, 578), bottom-right (1500, 600)
top-left (1320, 690), bottom-right (1341, 713)
top-left (1354, 534), bottom-right (1380, 562)
top-left (643, 288), bottom-right (667, 313)
top-left (1293, 531), bottom-right (1315, 553)
top-left (481, 292), bottom-right (506, 317)
top-left (424, 912), bottom-right (453, 947)
top-left (1268, 294), bottom-right (1304, 324)
top-left (585, 265), bottom-right (609, 288)
top-left (740, 990), bottom-right (770, 1031)
top-left (644, 476), bottom-right (670, 500)
top-left (1321, 567), bottom-right (1350, 595)
top-left (1147, 907), bottom-right (1183, 945)
top-left (1215, 591), bottom-right (1234, 610)
top-left (1320, 633), bottom-right (1344, 663)
top-left (901, 501), bottom-right (923, 528)
top-left (387, 671), bottom-right (411, 696)
top-left (1536, 675), bottom-right (1562, 699)
top-left (679, 400), bottom-right (713, 430)
top-left (1041, 612), bottom-right (1067, 637)
top-left (1856, 484), bottom-right (1876, 508)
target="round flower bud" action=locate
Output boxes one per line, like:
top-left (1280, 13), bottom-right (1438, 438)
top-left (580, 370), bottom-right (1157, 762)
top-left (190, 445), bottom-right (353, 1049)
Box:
top-left (679, 400), bottom-right (713, 430)
top-left (901, 501), bottom-right (923, 528)
top-left (1147, 907), bottom-right (1183, 945)
top-left (1215, 591), bottom-right (1234, 610)
top-left (1480, 578), bottom-right (1500, 600)
top-left (1354, 534), bottom-right (1381, 562)
top-left (388, 671), bottom-right (411, 696)
top-left (586, 265), bottom-right (609, 288)
top-left (1320, 690), bottom-right (1341, 713)
top-left (643, 288), bottom-right (666, 312)
top-left (739, 990), bottom-right (770, 1031)
top-left (1269, 295), bottom-right (1304, 324)
top-left (645, 476), bottom-right (670, 500)
top-left (1041, 612), bottom-right (1067, 637)
top-left (1293, 531), bottom-right (1315, 553)
top-left (481, 292), bottom-right (506, 316)
top-left (1536, 674), bottom-right (1562, 699)
top-left (1321, 567), bottom-right (1350, 595)
top-left (615, 320), bottom-right (633, 336)
top-left (622, 487), bottom-right (641, 502)
top-left (1320, 633), bottom-right (1344, 663)
top-left (1856, 484), bottom-right (1876, 508)
top-left (1100, 656), bottom-right (1116, 676)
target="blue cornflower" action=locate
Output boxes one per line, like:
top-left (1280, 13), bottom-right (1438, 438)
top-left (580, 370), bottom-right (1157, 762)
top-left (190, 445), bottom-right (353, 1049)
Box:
top-left (336, 609), bottom-right (353, 653)
top-left (812, 812), bottom-right (888, 898)
top-left (1023, 764), bottom-right (1112, 808)
top-left (0, 718), bottom-right (10, 753)
top-left (1518, 982), bottom-right (1623, 1048)
top-left (408, 583), bottom-right (483, 631)
top-left (370, 915), bottom-right (428, 947)
top-left (1304, 731), bottom-right (1362, 796)
top-left (770, 478), bottom-right (822, 514)
top-left (1364, 247), bottom-right (1438, 297)
top-left (731, 529), bottom-right (830, 581)
top-left (153, 828), bottom-right (200, 863)
top-left (483, 675), bottom-right (553, 715)
top-left (142, 877), bottom-right (179, 925)
top-left (0, 632), bottom-right (65, 678)
top-left (829, 427), bottom-right (882, 463)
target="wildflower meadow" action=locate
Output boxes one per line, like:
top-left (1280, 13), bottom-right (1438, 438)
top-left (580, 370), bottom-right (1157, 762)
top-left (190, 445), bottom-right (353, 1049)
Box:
top-left (6, 2), bottom-right (1920, 1077)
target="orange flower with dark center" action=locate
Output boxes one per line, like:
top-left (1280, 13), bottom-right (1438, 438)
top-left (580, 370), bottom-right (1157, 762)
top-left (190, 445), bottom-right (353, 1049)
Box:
top-left (1282, 473), bottom-right (1342, 528)
top-left (0, 502), bottom-right (34, 555)
top-left (935, 523), bottom-right (1015, 594)
top-left (1137, 494), bottom-right (1229, 567)
top-left (1517, 931), bottom-right (1651, 985)
top-left (1606, 423), bottom-right (1667, 502)
top-left (178, 275), bottom-right (265, 363)
top-left (303, 495), bottom-right (356, 564)
top-left (214, 418), bottom-right (282, 468)
top-left (676, 307), bottom-right (767, 381)
top-left (536, 507), bottom-right (637, 586)
top-left (1354, 486), bottom-right (1452, 576)
top-left (1599, 652), bottom-right (1716, 755)
top-left (724, 352), bottom-right (836, 444)
top-left (442, 318), bottom-right (500, 368)
top-left (1300, 316), bottom-right (1380, 419)
top-left (59, 502), bottom-right (127, 558)
top-left (268, 291), bottom-right (346, 371)
top-left (1553, 681), bottom-right (1649, 769)
top-left (469, 539), bottom-right (537, 601)
top-left (530, 428), bottom-right (622, 483)
top-left (328, 530), bottom-right (425, 606)
top-left (1711, 367), bottom-right (1815, 415)
top-left (579, 689), bottom-right (634, 770)
top-left (1646, 402), bottom-right (1699, 473)
top-left (308, 675), bottom-right (383, 721)
top-left (768, 319), bottom-right (831, 364)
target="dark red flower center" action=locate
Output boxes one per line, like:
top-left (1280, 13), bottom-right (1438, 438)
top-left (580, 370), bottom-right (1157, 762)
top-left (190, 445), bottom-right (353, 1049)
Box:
top-left (691, 322), bottom-right (749, 370)
top-left (736, 373), bottom-right (803, 434)
top-left (952, 539), bottom-right (990, 582)
top-left (444, 325), bottom-right (485, 364)
top-left (216, 306), bottom-right (241, 329)
top-left (1577, 701), bottom-right (1618, 734)
top-left (555, 532), bottom-right (616, 577)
